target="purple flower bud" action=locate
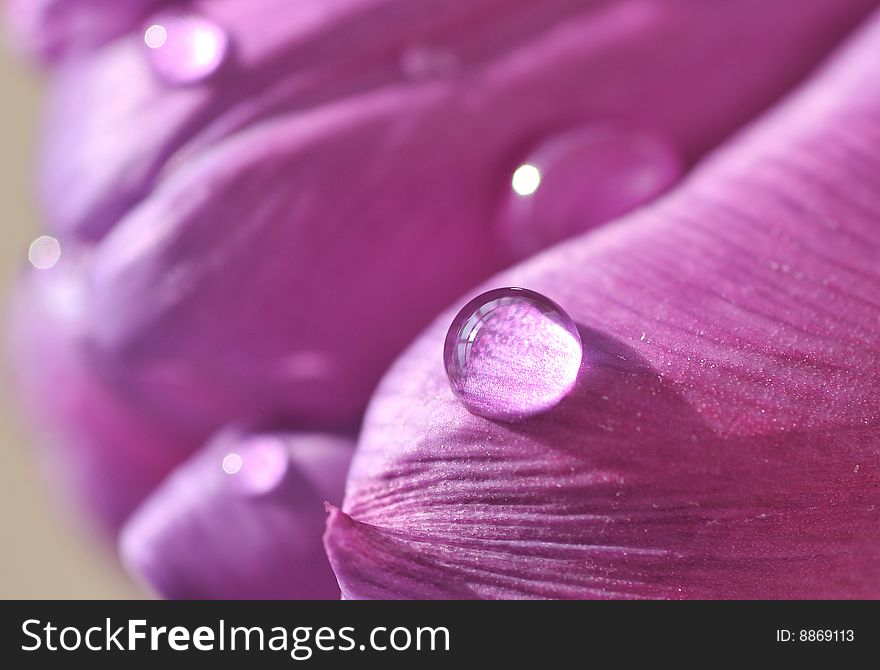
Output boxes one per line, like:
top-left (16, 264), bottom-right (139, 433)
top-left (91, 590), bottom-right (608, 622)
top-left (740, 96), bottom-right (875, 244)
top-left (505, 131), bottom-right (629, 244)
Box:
top-left (325, 11), bottom-right (880, 599)
top-left (121, 430), bottom-right (352, 599)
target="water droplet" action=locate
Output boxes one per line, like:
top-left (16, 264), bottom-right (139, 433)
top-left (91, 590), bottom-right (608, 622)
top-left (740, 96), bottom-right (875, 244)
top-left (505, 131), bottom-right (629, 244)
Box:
top-left (500, 125), bottom-right (682, 261)
top-left (28, 235), bottom-right (61, 270)
top-left (144, 11), bottom-right (229, 85)
top-left (221, 438), bottom-right (290, 495)
top-left (444, 287), bottom-right (583, 421)
top-left (400, 45), bottom-right (459, 80)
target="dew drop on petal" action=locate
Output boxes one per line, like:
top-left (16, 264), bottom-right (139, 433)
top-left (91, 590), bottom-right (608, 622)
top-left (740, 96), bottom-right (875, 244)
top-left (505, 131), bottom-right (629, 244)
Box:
top-left (500, 125), bottom-right (682, 261)
top-left (28, 235), bottom-right (61, 270)
top-left (400, 45), bottom-right (459, 80)
top-left (221, 438), bottom-right (290, 496)
top-left (444, 287), bottom-right (583, 421)
top-left (143, 11), bottom-right (229, 85)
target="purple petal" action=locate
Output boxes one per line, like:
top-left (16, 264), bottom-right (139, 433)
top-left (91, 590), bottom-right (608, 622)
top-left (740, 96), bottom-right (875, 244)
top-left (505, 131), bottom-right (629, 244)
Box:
top-left (65, 0), bottom-right (877, 441)
top-left (326, 11), bottom-right (880, 599)
top-left (121, 430), bottom-right (352, 599)
top-left (7, 258), bottom-right (187, 530)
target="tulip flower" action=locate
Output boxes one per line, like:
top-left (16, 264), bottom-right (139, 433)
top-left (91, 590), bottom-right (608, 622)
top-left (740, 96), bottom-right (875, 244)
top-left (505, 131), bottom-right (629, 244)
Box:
top-left (5, 0), bottom-right (879, 599)
top-left (326, 10), bottom-right (880, 598)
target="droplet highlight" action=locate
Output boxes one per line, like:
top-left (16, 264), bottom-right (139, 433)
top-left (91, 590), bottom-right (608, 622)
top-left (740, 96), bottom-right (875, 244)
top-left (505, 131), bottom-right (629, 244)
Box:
top-left (444, 287), bottom-right (583, 421)
top-left (143, 24), bottom-right (167, 49)
top-left (221, 452), bottom-right (242, 475)
top-left (500, 125), bottom-right (682, 261)
top-left (28, 235), bottom-right (61, 270)
top-left (143, 11), bottom-right (229, 85)
top-left (511, 164), bottom-right (542, 196)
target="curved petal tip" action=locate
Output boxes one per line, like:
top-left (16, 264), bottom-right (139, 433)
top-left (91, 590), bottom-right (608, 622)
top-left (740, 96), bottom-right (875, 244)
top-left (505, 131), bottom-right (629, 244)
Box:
top-left (121, 430), bottom-right (353, 599)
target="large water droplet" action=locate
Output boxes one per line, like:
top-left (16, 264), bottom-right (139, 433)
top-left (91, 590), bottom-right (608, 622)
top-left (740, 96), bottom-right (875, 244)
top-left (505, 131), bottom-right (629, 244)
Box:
top-left (444, 287), bottom-right (583, 421)
top-left (500, 126), bottom-right (682, 261)
top-left (143, 11), bottom-right (229, 86)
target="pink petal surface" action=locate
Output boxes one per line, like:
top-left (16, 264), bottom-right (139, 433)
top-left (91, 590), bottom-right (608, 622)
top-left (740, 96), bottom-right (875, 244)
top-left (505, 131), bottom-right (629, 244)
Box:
top-left (326, 12), bottom-right (880, 599)
top-left (121, 429), bottom-right (353, 599)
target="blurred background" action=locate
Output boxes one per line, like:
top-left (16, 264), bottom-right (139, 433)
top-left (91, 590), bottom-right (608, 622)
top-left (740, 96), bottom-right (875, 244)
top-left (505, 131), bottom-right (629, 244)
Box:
top-left (0, 43), bottom-right (138, 598)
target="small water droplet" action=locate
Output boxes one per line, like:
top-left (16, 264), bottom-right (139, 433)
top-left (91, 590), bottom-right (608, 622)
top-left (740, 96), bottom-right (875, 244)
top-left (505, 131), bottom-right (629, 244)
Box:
top-left (444, 287), bottom-right (583, 421)
top-left (221, 438), bottom-right (290, 495)
top-left (499, 125), bottom-right (682, 261)
top-left (144, 11), bottom-right (229, 85)
top-left (28, 235), bottom-right (61, 270)
top-left (400, 45), bottom-right (459, 80)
